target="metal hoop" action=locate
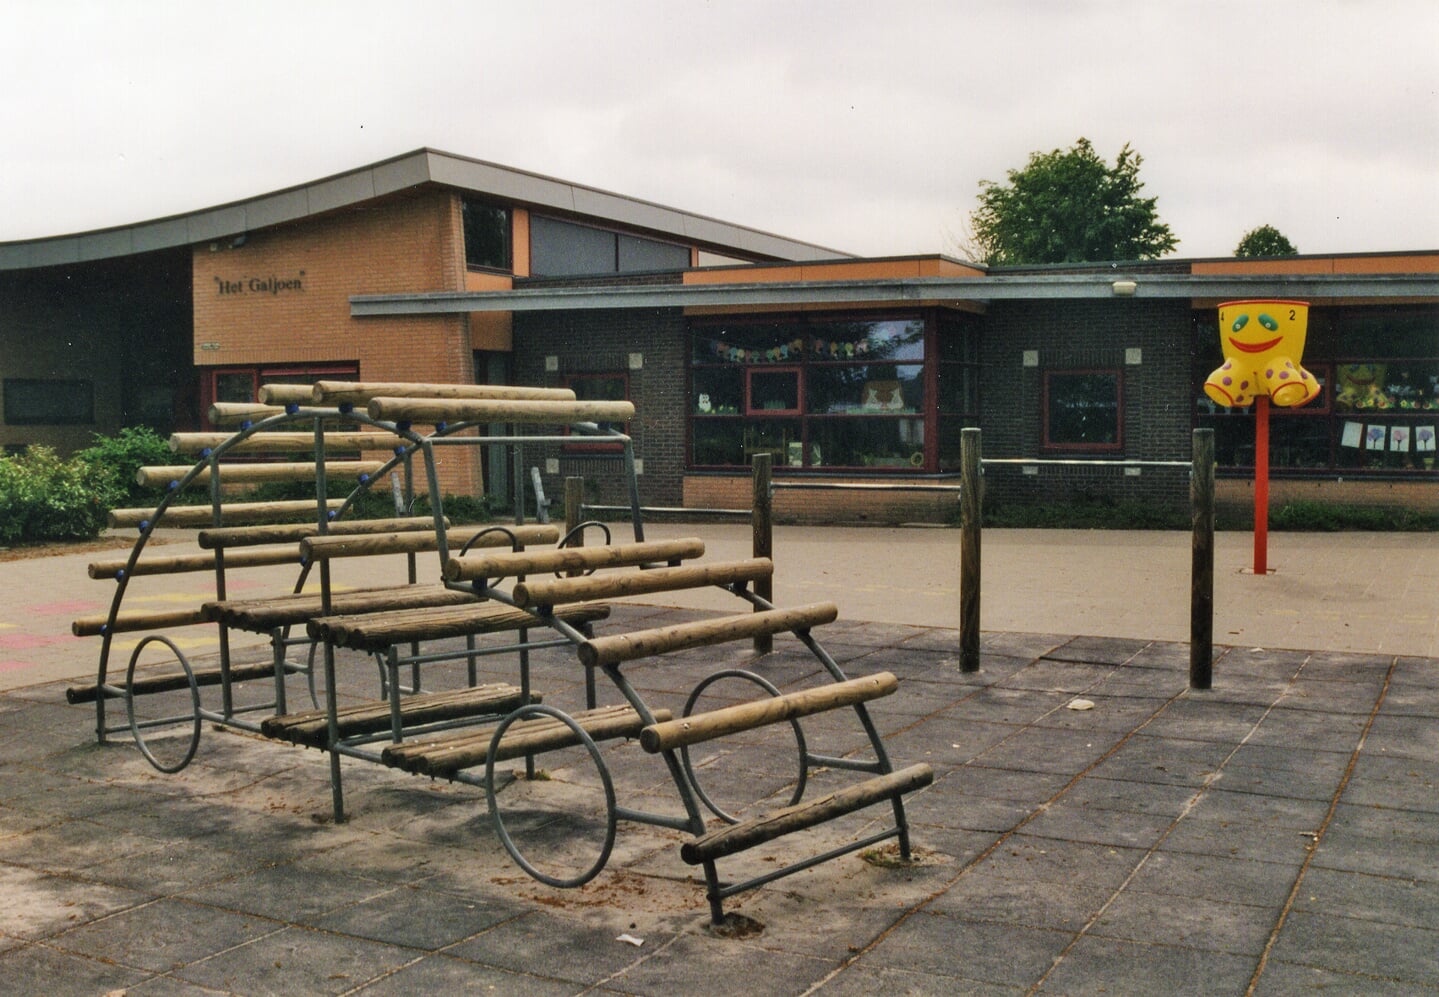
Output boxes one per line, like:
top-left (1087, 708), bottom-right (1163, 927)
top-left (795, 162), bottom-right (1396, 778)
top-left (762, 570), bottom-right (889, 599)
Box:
top-left (485, 704), bottom-right (617, 889)
top-left (124, 635), bottom-right (202, 774)
top-left (679, 669), bottom-right (807, 824)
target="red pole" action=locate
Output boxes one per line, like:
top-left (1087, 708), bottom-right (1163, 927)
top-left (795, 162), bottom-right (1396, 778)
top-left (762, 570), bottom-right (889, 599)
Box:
top-left (1253, 395), bottom-right (1269, 575)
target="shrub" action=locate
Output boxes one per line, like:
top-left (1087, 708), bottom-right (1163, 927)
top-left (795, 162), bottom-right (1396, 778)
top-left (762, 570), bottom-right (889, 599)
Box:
top-left (74, 427), bottom-right (172, 509)
top-left (0, 447), bottom-right (110, 543)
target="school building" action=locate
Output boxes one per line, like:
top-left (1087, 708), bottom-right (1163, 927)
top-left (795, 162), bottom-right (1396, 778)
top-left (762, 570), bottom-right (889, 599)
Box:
top-left (2, 148), bottom-right (1436, 521)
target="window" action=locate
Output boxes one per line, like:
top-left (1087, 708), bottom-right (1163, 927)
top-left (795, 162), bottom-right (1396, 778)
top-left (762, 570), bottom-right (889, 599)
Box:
top-left (563, 372), bottom-right (629, 452)
top-left (689, 315), bottom-right (933, 470)
top-left (1194, 305), bottom-right (1438, 475)
top-left (3, 378), bottom-right (94, 425)
top-left (201, 363), bottom-right (358, 428)
top-left (530, 215), bottom-right (689, 277)
top-left (462, 198), bottom-right (511, 271)
top-left (1043, 370), bottom-right (1122, 450)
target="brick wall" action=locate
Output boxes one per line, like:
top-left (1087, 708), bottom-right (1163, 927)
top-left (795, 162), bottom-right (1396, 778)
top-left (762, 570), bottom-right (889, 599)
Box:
top-left (978, 298), bottom-right (1195, 509)
top-left (193, 190), bottom-right (483, 494)
top-left (513, 303), bottom-right (687, 510)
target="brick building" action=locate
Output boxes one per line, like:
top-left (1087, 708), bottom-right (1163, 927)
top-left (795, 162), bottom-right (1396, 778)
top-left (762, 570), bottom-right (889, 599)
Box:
top-left (2, 149), bottom-right (1436, 519)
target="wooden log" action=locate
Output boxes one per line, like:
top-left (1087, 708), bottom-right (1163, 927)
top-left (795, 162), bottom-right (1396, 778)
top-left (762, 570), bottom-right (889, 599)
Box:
top-left (72, 606), bottom-right (209, 637)
top-left (202, 584), bottom-right (476, 631)
top-left (577, 602), bottom-right (838, 669)
top-left (260, 683), bottom-right (535, 748)
top-left (313, 380), bottom-right (576, 406)
top-left (445, 537), bottom-right (704, 582)
top-left (301, 523), bottom-right (560, 561)
top-left (680, 763), bottom-right (934, 865)
top-left (135, 460), bottom-right (386, 488)
top-left (169, 431), bottom-right (405, 454)
top-left (255, 383), bottom-right (317, 406)
top-left (311, 602), bottom-right (610, 652)
top-left (959, 427), bottom-right (982, 673)
top-left (108, 499), bottom-right (343, 528)
top-left (197, 517), bottom-right (442, 549)
top-left (752, 453), bottom-right (774, 654)
top-left (367, 396), bottom-right (635, 426)
top-left (512, 558), bottom-right (772, 608)
top-left (381, 704), bottom-right (672, 775)
top-left (88, 545), bottom-right (300, 580)
top-left (1190, 428), bottom-right (1216, 690)
top-left (208, 402), bottom-right (290, 425)
top-left (639, 672), bottom-right (897, 753)
top-left (65, 660), bottom-right (278, 704)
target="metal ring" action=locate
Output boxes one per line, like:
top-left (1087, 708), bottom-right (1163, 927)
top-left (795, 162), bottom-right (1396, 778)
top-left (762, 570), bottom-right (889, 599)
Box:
top-left (555, 521), bottom-right (612, 578)
top-left (485, 704), bottom-right (617, 889)
top-left (124, 635), bottom-right (202, 774)
top-left (679, 669), bottom-right (807, 824)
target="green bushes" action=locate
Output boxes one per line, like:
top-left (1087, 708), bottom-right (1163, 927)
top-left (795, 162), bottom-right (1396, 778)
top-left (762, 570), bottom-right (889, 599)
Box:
top-left (74, 426), bottom-right (172, 509)
top-left (0, 447), bottom-right (112, 543)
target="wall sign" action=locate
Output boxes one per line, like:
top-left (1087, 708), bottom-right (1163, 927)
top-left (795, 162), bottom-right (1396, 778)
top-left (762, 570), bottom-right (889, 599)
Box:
top-left (212, 272), bottom-right (305, 296)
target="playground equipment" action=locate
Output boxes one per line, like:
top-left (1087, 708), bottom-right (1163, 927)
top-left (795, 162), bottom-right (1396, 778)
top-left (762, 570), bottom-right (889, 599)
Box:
top-left (69, 380), bottom-right (931, 924)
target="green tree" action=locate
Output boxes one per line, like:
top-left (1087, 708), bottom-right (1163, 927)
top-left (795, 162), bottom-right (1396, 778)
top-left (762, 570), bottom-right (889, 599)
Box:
top-left (1235, 224), bottom-right (1298, 257)
top-left (968, 138), bottom-right (1178, 266)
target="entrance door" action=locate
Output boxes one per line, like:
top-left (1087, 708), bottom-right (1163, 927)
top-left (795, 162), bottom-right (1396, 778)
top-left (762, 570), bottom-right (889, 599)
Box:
top-left (475, 351), bottom-right (513, 508)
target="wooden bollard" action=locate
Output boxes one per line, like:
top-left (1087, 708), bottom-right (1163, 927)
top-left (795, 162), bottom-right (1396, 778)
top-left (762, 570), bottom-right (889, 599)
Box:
top-left (959, 428), bottom-right (982, 673)
top-left (752, 453), bottom-right (774, 653)
top-left (1190, 428), bottom-right (1215, 689)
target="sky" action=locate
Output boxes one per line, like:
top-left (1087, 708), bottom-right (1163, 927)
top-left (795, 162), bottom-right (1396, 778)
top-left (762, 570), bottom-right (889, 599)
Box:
top-left (2, 0), bottom-right (1436, 261)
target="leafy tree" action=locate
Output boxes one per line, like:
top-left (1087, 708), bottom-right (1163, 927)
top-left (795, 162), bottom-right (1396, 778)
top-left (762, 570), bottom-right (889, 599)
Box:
top-left (1235, 224), bottom-right (1298, 257)
top-left (968, 138), bottom-right (1178, 265)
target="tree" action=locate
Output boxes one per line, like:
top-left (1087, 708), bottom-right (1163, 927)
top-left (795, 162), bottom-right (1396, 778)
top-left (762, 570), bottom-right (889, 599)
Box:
top-left (1235, 224), bottom-right (1298, 257)
top-left (968, 138), bottom-right (1178, 266)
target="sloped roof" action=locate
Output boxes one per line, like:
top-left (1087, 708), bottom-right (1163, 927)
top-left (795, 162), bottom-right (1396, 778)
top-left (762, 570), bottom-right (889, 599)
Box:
top-left (0, 148), bottom-right (851, 271)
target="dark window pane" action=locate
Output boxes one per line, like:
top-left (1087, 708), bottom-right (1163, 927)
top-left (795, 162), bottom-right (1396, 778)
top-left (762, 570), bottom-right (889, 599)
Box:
top-left (693, 368), bottom-right (743, 414)
top-left (808, 417), bottom-right (925, 469)
top-left (1045, 371), bottom-right (1121, 448)
top-left (3, 379), bottom-right (94, 425)
top-left (691, 418), bottom-right (745, 466)
top-left (462, 199), bottom-right (511, 270)
top-left (530, 216), bottom-right (616, 276)
top-left (214, 373), bottom-right (255, 404)
top-left (617, 233), bottom-right (689, 272)
top-left (748, 369), bottom-right (800, 413)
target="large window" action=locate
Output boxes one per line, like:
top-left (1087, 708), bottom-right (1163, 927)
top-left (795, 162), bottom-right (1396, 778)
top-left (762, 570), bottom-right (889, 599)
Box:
top-left (462, 198), bottom-right (511, 271)
top-left (1195, 306), bottom-right (1439, 475)
top-left (1043, 370), bottom-right (1123, 451)
top-left (530, 215), bottom-right (689, 277)
top-left (562, 372), bottom-right (629, 452)
top-left (3, 378), bottom-right (94, 425)
top-left (689, 315), bottom-right (937, 470)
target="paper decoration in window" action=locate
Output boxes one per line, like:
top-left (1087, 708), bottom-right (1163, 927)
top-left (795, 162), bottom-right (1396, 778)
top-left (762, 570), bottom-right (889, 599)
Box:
top-left (1417, 426), bottom-right (1436, 452)
top-left (1366, 425), bottom-right (1386, 450)
top-left (1341, 421), bottom-right (1363, 448)
top-left (1390, 425), bottom-right (1410, 451)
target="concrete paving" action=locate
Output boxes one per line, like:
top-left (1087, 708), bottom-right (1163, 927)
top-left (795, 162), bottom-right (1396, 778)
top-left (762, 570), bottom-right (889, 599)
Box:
top-left (0, 525), bottom-right (1437, 993)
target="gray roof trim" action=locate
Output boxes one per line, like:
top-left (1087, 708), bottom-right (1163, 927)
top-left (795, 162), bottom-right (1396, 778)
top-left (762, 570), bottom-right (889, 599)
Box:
top-left (350, 273), bottom-right (1439, 316)
top-left (0, 148), bottom-right (849, 271)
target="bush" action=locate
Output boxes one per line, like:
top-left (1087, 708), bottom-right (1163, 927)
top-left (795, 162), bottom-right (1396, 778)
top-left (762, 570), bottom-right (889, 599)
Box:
top-left (74, 427), bottom-right (172, 509)
top-left (0, 447), bottom-right (110, 543)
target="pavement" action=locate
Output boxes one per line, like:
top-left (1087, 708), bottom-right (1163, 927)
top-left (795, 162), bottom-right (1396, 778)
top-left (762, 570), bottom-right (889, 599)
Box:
top-left (0, 524), bottom-right (1437, 994)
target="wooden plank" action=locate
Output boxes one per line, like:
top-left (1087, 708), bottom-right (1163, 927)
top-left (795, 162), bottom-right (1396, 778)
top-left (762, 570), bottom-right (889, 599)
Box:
top-left (639, 672), bottom-right (897, 753)
top-left (256, 383), bottom-right (318, 405)
top-left (135, 461), bottom-right (386, 488)
top-left (311, 602), bottom-right (609, 652)
top-left (202, 584), bottom-right (477, 631)
top-left (313, 380), bottom-right (576, 406)
top-left (72, 606), bottom-right (209, 637)
top-left (367, 396), bottom-right (635, 426)
top-left (680, 763), bottom-right (934, 865)
top-left (260, 683), bottom-right (535, 748)
top-left (88, 545), bottom-right (300, 580)
top-left (169, 431), bottom-right (405, 454)
top-left (301, 523), bottom-right (559, 561)
top-left (197, 517), bottom-right (442, 549)
top-left (381, 704), bottom-right (672, 776)
top-left (445, 537), bottom-right (704, 582)
top-left (577, 602), bottom-right (838, 668)
top-left (512, 558), bottom-right (772, 608)
top-left (208, 402), bottom-right (290, 425)
top-left (108, 499), bottom-right (343, 529)
top-left (64, 660), bottom-right (279, 704)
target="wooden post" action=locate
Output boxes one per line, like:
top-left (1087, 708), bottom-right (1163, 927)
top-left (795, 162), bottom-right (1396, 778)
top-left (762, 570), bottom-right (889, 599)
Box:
top-left (1190, 429), bottom-right (1215, 690)
top-left (959, 428), bottom-right (982, 672)
top-left (752, 453), bottom-right (774, 654)
top-left (564, 476), bottom-right (585, 577)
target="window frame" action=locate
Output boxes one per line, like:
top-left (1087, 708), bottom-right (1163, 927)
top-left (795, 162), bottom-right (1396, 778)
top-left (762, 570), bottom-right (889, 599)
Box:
top-left (1041, 368), bottom-right (1125, 452)
top-left (562, 371), bottom-right (631, 453)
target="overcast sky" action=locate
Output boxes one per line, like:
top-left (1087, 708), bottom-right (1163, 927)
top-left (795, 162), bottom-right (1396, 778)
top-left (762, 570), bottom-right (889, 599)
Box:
top-left (3, 0), bottom-right (1435, 261)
